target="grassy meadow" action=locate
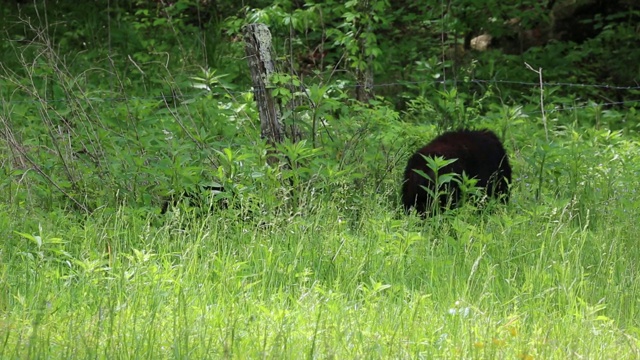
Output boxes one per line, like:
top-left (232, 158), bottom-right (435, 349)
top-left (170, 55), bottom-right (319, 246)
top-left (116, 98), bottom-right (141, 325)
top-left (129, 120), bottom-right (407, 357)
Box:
top-left (2, 122), bottom-right (640, 359)
top-left (2, 3), bottom-right (640, 359)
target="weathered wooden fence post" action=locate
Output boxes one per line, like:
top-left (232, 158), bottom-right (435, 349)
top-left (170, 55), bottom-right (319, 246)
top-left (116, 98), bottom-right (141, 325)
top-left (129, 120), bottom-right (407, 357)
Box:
top-left (355, 37), bottom-right (375, 103)
top-left (243, 23), bottom-right (285, 145)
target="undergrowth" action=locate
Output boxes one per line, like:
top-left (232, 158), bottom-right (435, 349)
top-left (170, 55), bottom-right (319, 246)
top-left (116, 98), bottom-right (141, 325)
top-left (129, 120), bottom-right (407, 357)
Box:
top-left (1, 4), bottom-right (640, 359)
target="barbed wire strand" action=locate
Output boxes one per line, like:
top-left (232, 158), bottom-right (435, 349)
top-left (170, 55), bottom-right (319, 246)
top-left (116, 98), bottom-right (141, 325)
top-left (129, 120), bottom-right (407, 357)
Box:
top-left (2, 78), bottom-right (640, 119)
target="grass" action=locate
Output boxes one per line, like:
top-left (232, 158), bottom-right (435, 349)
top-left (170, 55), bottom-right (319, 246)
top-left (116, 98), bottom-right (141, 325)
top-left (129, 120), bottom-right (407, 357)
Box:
top-left (1, 9), bottom-right (639, 358)
top-left (2, 157), bottom-right (640, 359)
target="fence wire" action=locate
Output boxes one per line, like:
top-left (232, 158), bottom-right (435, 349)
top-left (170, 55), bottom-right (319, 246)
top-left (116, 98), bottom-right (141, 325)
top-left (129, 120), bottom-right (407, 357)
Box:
top-left (1, 77), bottom-right (639, 118)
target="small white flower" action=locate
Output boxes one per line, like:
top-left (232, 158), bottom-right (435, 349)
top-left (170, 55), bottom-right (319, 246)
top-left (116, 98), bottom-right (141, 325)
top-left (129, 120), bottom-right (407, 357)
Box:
top-left (162, 129), bottom-right (173, 140)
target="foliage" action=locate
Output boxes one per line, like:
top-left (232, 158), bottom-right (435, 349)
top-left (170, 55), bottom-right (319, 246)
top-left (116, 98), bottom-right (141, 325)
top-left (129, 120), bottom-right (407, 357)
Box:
top-left (2, 124), bottom-right (640, 356)
top-left (1, 0), bottom-right (640, 358)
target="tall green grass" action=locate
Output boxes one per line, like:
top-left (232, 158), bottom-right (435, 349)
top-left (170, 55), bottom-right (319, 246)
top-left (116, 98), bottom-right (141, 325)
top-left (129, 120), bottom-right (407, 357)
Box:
top-left (1, 9), bottom-right (639, 358)
top-left (2, 147), bottom-right (640, 359)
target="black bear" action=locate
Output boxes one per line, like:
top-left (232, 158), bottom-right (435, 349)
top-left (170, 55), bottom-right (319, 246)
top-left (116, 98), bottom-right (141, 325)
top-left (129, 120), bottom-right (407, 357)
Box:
top-left (402, 129), bottom-right (511, 216)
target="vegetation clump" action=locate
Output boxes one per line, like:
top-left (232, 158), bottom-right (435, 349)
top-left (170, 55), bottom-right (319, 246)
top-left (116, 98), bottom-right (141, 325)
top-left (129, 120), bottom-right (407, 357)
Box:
top-left (1, 1), bottom-right (639, 358)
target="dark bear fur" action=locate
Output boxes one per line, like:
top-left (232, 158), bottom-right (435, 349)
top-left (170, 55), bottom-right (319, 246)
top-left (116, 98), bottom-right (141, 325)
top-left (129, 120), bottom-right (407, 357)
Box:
top-left (402, 129), bottom-right (512, 216)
